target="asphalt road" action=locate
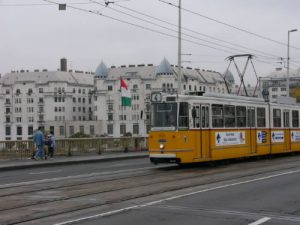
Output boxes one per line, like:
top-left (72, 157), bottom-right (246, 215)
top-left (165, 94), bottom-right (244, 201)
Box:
top-left (1, 155), bottom-right (300, 225)
top-left (68, 166), bottom-right (300, 225)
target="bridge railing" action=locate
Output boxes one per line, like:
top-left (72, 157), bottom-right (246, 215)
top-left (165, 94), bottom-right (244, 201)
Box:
top-left (0, 137), bottom-right (148, 159)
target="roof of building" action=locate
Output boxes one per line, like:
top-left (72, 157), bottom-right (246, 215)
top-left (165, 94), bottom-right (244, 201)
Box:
top-left (266, 68), bottom-right (300, 78)
top-left (0, 71), bottom-right (94, 86)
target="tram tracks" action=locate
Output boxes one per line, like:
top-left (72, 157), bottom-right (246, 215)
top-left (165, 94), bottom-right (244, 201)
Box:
top-left (1, 155), bottom-right (300, 225)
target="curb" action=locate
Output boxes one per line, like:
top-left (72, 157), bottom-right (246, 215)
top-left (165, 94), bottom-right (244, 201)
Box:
top-left (0, 153), bottom-right (149, 171)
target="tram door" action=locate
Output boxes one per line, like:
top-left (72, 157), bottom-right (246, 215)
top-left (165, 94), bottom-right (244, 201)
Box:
top-left (248, 107), bottom-right (256, 154)
top-left (192, 105), bottom-right (201, 159)
top-left (201, 105), bottom-right (210, 159)
top-left (283, 110), bottom-right (290, 151)
top-left (192, 104), bottom-right (209, 159)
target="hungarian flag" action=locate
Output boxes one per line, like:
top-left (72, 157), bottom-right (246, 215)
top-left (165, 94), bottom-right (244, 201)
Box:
top-left (120, 78), bottom-right (132, 107)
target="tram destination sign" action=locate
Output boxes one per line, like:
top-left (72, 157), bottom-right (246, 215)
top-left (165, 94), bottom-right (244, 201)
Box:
top-left (151, 92), bottom-right (162, 102)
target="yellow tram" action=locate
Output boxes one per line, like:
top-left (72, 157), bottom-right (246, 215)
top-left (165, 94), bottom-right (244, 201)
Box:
top-left (148, 92), bottom-right (300, 164)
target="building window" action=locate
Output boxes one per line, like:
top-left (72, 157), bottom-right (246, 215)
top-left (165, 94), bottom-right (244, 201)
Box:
top-left (80, 126), bottom-right (84, 134)
top-left (90, 125), bottom-right (95, 135)
top-left (39, 88), bottom-right (43, 93)
top-left (5, 126), bottom-right (11, 136)
top-left (59, 126), bottom-right (65, 136)
top-left (28, 126), bottom-right (33, 136)
top-left (73, 98), bottom-right (76, 103)
top-left (108, 113), bottom-right (113, 121)
top-left (6, 89), bottom-right (10, 94)
top-left (16, 117), bottom-right (22, 123)
top-left (69, 126), bottom-right (74, 136)
top-left (272, 87), bottom-right (278, 92)
top-left (107, 124), bottom-right (113, 135)
top-left (145, 84), bottom-right (151, 90)
top-left (133, 124), bottom-right (139, 135)
top-left (120, 124), bottom-right (126, 135)
top-left (108, 85), bottom-right (113, 91)
top-left (48, 126), bottom-right (54, 134)
top-left (108, 104), bottom-right (113, 111)
top-left (17, 126), bottom-right (22, 135)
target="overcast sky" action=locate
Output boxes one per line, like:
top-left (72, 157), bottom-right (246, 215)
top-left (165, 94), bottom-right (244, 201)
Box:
top-left (1, 0), bottom-right (300, 85)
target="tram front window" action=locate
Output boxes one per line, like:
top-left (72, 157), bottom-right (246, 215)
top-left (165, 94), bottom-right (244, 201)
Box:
top-left (151, 103), bottom-right (177, 128)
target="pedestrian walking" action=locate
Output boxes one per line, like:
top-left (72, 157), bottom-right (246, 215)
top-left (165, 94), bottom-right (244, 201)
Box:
top-left (33, 126), bottom-right (45, 160)
top-left (47, 131), bottom-right (56, 159)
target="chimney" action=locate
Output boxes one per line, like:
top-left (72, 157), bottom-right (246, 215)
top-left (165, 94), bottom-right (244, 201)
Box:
top-left (60, 58), bottom-right (67, 72)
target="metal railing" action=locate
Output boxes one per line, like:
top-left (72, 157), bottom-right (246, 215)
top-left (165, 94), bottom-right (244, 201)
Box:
top-left (0, 137), bottom-right (148, 159)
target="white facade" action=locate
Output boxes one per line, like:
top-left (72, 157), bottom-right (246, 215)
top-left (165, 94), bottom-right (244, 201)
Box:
top-left (0, 69), bottom-right (98, 140)
top-left (260, 67), bottom-right (300, 102)
top-left (0, 58), bottom-right (230, 140)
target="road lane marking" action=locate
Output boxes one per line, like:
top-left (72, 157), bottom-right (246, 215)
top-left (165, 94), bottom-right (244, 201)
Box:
top-left (248, 217), bottom-right (271, 225)
top-left (54, 168), bottom-right (300, 225)
top-left (29, 170), bottom-right (62, 175)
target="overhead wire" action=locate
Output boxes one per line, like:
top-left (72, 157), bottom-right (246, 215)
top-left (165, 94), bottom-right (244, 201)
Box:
top-left (158, 0), bottom-right (300, 51)
top-left (9, 0), bottom-right (300, 68)
top-left (91, 0), bottom-right (275, 58)
top-left (42, 0), bottom-right (244, 55)
top-left (102, 0), bottom-right (283, 61)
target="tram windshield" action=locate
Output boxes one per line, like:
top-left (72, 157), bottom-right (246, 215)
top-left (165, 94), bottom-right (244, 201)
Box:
top-left (151, 103), bottom-right (177, 129)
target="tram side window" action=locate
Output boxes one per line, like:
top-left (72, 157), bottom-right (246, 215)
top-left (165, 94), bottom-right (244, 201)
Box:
top-left (283, 110), bottom-right (290, 128)
top-left (247, 108), bottom-right (255, 127)
top-left (212, 104), bottom-right (224, 127)
top-left (179, 102), bottom-right (189, 128)
top-left (202, 106), bottom-right (209, 128)
top-left (236, 106), bottom-right (246, 127)
top-left (224, 105), bottom-right (236, 127)
top-left (273, 109), bottom-right (281, 127)
top-left (257, 107), bottom-right (266, 127)
top-left (192, 106), bottom-right (200, 128)
top-left (292, 110), bottom-right (299, 127)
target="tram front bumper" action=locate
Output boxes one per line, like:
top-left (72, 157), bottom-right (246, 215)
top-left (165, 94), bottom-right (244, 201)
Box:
top-left (149, 153), bottom-right (180, 164)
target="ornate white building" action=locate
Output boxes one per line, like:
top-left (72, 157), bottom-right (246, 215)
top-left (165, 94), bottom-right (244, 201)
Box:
top-left (0, 58), bottom-right (230, 140)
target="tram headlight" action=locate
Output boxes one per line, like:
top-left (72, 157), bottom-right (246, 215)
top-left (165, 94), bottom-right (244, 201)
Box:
top-left (159, 143), bottom-right (165, 150)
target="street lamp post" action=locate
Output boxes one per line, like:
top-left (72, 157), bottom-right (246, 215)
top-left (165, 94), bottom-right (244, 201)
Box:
top-left (287, 29), bottom-right (297, 97)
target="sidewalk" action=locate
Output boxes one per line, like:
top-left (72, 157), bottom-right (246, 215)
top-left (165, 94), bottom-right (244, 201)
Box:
top-left (0, 152), bottom-right (149, 171)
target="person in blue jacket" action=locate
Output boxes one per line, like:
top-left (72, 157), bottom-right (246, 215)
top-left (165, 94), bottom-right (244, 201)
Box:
top-left (33, 126), bottom-right (45, 160)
